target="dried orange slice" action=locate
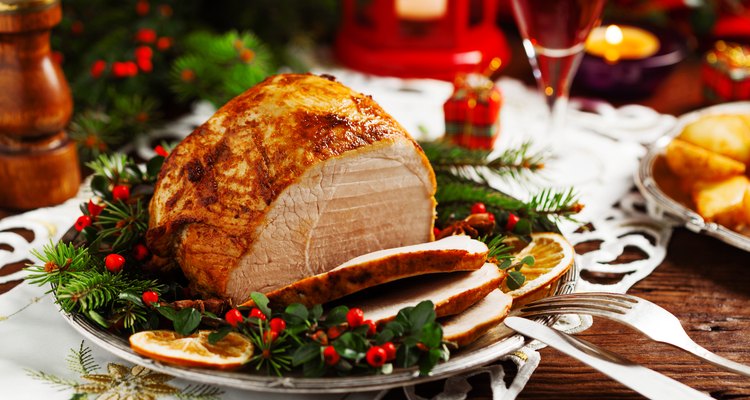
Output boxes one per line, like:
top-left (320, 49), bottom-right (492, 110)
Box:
top-left (502, 232), bottom-right (574, 305)
top-left (129, 330), bottom-right (253, 370)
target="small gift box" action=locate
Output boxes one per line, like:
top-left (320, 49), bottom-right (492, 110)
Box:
top-left (443, 74), bottom-right (502, 150)
top-left (702, 41), bottom-right (750, 102)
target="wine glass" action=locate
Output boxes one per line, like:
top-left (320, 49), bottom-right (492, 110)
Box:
top-left (510, 0), bottom-right (606, 142)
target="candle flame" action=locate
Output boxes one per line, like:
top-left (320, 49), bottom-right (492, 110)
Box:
top-left (605, 25), bottom-right (623, 45)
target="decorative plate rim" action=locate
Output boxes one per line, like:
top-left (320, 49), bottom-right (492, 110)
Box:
top-left (635, 101), bottom-right (750, 252)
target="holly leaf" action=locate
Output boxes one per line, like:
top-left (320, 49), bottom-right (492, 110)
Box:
top-left (292, 343), bottom-right (320, 367)
top-left (173, 308), bottom-right (201, 336)
top-left (407, 301), bottom-right (435, 330)
top-left (310, 304), bottom-right (323, 321)
top-left (208, 326), bottom-right (232, 344)
top-left (507, 270), bottom-right (526, 290)
top-left (419, 348), bottom-right (445, 376)
top-left (155, 305), bottom-right (177, 321)
top-left (91, 175), bottom-right (109, 197)
top-left (499, 259), bottom-right (513, 270)
top-left (420, 322), bottom-right (443, 348)
top-left (324, 305), bottom-right (349, 327)
top-left (146, 156), bottom-right (165, 179)
top-left (250, 292), bottom-right (272, 318)
top-left (284, 303), bottom-right (308, 325)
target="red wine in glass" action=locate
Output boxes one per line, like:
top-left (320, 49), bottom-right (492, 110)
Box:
top-left (511, 0), bottom-right (606, 137)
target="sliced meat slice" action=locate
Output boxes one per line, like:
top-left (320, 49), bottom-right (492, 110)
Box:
top-left (259, 236), bottom-right (488, 307)
top-left (356, 263), bottom-right (506, 326)
top-left (441, 289), bottom-right (513, 347)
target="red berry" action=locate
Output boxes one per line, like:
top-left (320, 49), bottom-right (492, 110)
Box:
top-left (249, 307), bottom-right (267, 321)
top-left (90, 60), bottom-right (106, 78)
top-left (156, 36), bottom-right (172, 51)
top-left (382, 342), bottom-right (397, 361)
top-left (104, 254), bottom-right (125, 273)
top-left (74, 215), bottom-right (92, 231)
top-left (135, 0), bottom-right (149, 15)
top-left (487, 213), bottom-right (496, 223)
top-left (471, 202), bottom-right (487, 214)
top-left (135, 28), bottom-right (157, 43)
top-left (125, 61), bottom-right (138, 76)
top-left (225, 308), bottom-right (243, 327)
top-left (154, 145), bottom-right (169, 157)
top-left (136, 58), bottom-right (153, 73)
top-left (433, 227), bottom-right (441, 238)
top-left (87, 199), bottom-right (105, 217)
top-left (264, 330), bottom-right (278, 343)
top-left (269, 317), bottom-right (286, 333)
top-left (141, 290), bottom-right (158, 306)
top-left (363, 319), bottom-right (376, 336)
top-left (310, 330), bottom-right (328, 345)
top-left (366, 346), bottom-right (387, 367)
top-left (346, 308), bottom-right (364, 328)
top-left (327, 325), bottom-right (344, 340)
top-left (112, 185), bottom-right (130, 201)
top-left (135, 46), bottom-right (153, 60)
top-left (132, 243), bottom-right (149, 261)
top-left (112, 62), bottom-right (128, 78)
top-left (323, 345), bottom-right (339, 366)
top-left (506, 213), bottom-right (520, 231)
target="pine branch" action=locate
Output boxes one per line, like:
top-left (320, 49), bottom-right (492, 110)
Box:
top-left (67, 341), bottom-right (100, 376)
top-left (526, 188), bottom-right (583, 222)
top-left (85, 153), bottom-right (138, 186)
top-left (421, 140), bottom-right (544, 183)
top-left (176, 384), bottom-right (225, 400)
top-left (25, 369), bottom-right (79, 389)
top-left (26, 242), bottom-right (92, 289)
top-left (91, 199), bottom-right (148, 253)
top-left (478, 235), bottom-right (513, 263)
top-left (56, 271), bottom-right (124, 312)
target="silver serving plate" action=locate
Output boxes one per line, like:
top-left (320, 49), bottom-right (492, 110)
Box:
top-left (59, 256), bottom-right (578, 393)
top-left (635, 101), bottom-right (750, 252)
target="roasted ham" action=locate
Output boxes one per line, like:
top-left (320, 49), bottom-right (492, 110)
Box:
top-left (355, 263), bottom-right (506, 325)
top-left (441, 289), bottom-right (513, 347)
top-left (258, 235), bottom-right (488, 307)
top-left (147, 74), bottom-right (437, 303)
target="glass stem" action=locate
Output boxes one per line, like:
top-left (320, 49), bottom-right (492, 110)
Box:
top-left (523, 39), bottom-right (584, 141)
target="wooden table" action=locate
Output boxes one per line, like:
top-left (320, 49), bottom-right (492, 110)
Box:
top-left (386, 27), bottom-right (750, 399)
top-left (2, 27), bottom-right (749, 400)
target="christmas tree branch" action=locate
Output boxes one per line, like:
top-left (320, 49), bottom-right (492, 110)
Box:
top-left (421, 140), bottom-right (544, 183)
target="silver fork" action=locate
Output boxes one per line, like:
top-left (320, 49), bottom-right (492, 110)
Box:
top-left (517, 292), bottom-right (750, 377)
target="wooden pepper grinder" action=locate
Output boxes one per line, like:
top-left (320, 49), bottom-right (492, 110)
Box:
top-left (0, 0), bottom-right (80, 209)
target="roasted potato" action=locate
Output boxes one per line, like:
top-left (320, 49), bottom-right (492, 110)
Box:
top-left (679, 114), bottom-right (750, 164)
top-left (665, 138), bottom-right (746, 180)
top-left (692, 175), bottom-right (750, 228)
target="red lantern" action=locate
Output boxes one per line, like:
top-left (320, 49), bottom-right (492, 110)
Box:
top-left (336, 0), bottom-right (510, 81)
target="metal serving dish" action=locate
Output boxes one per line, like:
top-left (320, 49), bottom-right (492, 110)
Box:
top-left (635, 101), bottom-right (750, 252)
top-left (57, 231), bottom-right (578, 394)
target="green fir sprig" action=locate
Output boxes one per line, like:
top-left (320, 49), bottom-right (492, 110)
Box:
top-left (420, 140), bottom-right (544, 183)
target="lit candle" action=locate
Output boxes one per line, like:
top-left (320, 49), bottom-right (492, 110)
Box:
top-left (395, 0), bottom-right (448, 21)
top-left (585, 25), bottom-right (660, 63)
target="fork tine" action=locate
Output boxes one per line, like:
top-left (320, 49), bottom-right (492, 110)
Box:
top-left (521, 301), bottom-right (628, 315)
top-left (516, 307), bottom-right (614, 319)
top-left (522, 295), bottom-right (634, 313)
top-left (526, 292), bottom-right (638, 306)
